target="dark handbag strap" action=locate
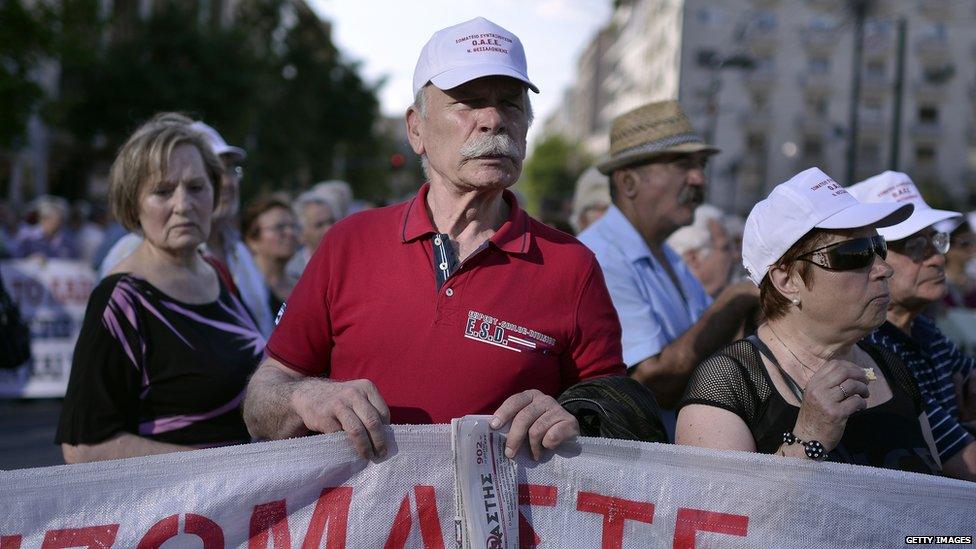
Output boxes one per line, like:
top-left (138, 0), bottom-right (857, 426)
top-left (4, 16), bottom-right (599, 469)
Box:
top-left (747, 334), bottom-right (805, 401)
top-left (202, 254), bottom-right (241, 299)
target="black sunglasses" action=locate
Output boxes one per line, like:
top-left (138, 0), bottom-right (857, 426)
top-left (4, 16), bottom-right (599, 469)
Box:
top-left (797, 235), bottom-right (887, 271)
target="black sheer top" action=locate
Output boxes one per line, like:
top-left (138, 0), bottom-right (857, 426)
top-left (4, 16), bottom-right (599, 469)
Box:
top-left (679, 338), bottom-right (940, 475)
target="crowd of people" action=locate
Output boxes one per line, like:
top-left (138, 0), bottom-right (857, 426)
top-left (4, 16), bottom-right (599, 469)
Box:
top-left (4, 16), bottom-right (972, 485)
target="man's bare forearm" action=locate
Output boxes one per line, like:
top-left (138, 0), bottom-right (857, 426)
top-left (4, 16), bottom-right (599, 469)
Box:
top-left (62, 433), bottom-right (189, 463)
top-left (632, 284), bottom-right (757, 407)
top-left (243, 360), bottom-right (315, 440)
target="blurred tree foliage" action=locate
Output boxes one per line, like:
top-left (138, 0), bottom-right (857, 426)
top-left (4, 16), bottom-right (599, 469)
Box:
top-left (520, 134), bottom-right (590, 216)
top-left (9, 0), bottom-right (393, 201)
top-left (0, 0), bottom-right (52, 148)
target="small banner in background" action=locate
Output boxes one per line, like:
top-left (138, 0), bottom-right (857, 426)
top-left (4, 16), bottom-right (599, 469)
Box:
top-left (0, 259), bottom-right (95, 398)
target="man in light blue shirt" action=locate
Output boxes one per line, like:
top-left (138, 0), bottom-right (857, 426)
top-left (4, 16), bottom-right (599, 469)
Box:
top-left (579, 101), bottom-right (759, 429)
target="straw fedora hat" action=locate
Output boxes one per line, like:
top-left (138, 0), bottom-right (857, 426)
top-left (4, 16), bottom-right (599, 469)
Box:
top-left (596, 100), bottom-right (720, 175)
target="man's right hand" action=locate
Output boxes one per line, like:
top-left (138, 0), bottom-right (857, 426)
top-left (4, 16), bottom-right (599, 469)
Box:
top-left (292, 378), bottom-right (391, 459)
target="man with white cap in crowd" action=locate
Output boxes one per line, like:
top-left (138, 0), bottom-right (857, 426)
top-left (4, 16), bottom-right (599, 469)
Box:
top-left (98, 117), bottom-right (275, 337)
top-left (851, 171), bottom-right (976, 481)
top-left (244, 17), bottom-right (625, 460)
top-left (578, 101), bottom-right (759, 436)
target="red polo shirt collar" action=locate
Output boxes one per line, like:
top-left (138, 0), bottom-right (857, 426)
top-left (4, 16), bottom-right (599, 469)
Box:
top-left (399, 183), bottom-right (531, 255)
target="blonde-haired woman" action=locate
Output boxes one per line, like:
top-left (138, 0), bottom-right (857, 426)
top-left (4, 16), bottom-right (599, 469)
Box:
top-left (57, 113), bottom-right (265, 462)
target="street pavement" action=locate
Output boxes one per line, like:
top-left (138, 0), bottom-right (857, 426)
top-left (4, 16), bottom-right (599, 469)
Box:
top-left (0, 399), bottom-right (64, 470)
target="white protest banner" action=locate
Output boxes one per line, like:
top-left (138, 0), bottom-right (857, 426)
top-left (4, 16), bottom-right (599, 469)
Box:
top-left (2, 425), bottom-right (973, 548)
top-left (0, 259), bottom-right (96, 398)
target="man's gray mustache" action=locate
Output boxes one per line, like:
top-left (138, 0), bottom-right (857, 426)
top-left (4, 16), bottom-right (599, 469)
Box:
top-left (458, 134), bottom-right (522, 160)
top-left (678, 185), bottom-right (705, 206)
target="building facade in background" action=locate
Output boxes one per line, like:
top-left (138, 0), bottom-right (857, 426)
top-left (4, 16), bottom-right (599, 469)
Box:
top-left (545, 0), bottom-right (976, 214)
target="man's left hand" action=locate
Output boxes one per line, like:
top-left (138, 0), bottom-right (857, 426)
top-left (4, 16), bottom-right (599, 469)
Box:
top-left (490, 389), bottom-right (579, 460)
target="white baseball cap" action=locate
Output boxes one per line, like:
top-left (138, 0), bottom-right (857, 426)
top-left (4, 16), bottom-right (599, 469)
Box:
top-left (190, 121), bottom-right (246, 160)
top-left (742, 167), bottom-right (913, 285)
top-left (848, 171), bottom-right (962, 241)
top-left (412, 17), bottom-right (538, 96)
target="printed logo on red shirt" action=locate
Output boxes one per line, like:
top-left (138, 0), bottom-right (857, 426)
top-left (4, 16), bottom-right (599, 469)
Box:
top-left (464, 310), bottom-right (556, 354)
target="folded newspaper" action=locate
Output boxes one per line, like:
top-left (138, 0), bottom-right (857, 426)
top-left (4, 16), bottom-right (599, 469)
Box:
top-left (451, 415), bottom-right (519, 549)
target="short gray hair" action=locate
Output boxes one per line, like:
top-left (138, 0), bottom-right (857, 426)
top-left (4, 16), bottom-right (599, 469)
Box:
top-left (34, 195), bottom-right (69, 220)
top-left (293, 189), bottom-right (341, 227)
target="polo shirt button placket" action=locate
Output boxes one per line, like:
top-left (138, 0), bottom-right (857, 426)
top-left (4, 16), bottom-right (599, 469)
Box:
top-left (445, 288), bottom-right (454, 297)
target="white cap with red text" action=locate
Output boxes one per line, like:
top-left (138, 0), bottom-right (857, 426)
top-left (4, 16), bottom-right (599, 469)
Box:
top-left (742, 167), bottom-right (913, 285)
top-left (413, 17), bottom-right (538, 96)
top-left (848, 171), bottom-right (961, 241)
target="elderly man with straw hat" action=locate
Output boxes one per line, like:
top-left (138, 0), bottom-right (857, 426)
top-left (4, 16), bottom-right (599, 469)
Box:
top-left (579, 100), bottom-right (759, 432)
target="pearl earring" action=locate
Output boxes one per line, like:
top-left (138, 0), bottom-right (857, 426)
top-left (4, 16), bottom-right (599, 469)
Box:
top-left (791, 298), bottom-right (801, 306)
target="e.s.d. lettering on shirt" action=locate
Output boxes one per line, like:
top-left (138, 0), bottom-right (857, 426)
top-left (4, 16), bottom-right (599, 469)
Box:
top-left (465, 310), bottom-right (556, 354)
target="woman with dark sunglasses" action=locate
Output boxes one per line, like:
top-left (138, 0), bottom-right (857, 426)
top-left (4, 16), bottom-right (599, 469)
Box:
top-left (850, 172), bottom-right (976, 481)
top-left (675, 168), bottom-right (942, 475)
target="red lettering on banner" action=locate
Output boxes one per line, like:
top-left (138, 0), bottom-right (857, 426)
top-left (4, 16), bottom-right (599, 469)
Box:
top-left (672, 508), bottom-right (748, 549)
top-left (47, 277), bottom-right (94, 305)
top-left (137, 514), bottom-right (223, 548)
top-left (249, 500), bottom-right (292, 549)
top-left (414, 486), bottom-right (444, 548)
top-left (184, 514), bottom-right (224, 548)
top-left (0, 536), bottom-right (22, 549)
top-left (41, 525), bottom-right (119, 548)
top-left (301, 486), bottom-right (352, 549)
top-left (383, 486), bottom-right (445, 549)
top-left (518, 484), bottom-right (557, 548)
top-left (138, 514), bottom-right (178, 548)
top-left (383, 495), bottom-right (412, 548)
top-left (576, 492), bottom-right (655, 549)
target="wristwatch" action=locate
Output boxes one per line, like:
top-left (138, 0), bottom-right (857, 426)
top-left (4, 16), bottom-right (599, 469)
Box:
top-left (782, 431), bottom-right (828, 461)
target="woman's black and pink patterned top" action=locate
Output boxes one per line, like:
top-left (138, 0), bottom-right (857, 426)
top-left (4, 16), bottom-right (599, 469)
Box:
top-left (57, 271), bottom-right (265, 448)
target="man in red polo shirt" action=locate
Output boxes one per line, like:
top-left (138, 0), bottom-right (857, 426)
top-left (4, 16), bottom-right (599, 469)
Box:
top-left (243, 17), bottom-right (624, 460)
